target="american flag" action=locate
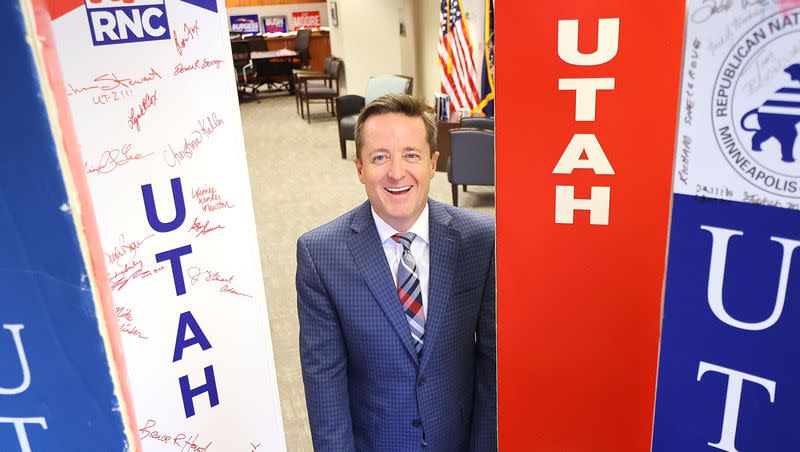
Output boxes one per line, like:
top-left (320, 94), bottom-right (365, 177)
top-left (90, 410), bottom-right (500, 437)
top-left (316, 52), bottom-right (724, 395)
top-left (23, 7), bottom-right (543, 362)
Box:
top-left (439, 0), bottom-right (480, 113)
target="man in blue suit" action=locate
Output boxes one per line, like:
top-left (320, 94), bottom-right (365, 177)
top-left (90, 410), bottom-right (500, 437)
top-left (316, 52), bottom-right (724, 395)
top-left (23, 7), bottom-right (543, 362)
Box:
top-left (296, 94), bottom-right (496, 451)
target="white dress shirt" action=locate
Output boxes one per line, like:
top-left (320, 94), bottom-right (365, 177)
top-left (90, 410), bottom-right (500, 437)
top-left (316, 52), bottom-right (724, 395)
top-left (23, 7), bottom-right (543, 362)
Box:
top-left (371, 204), bottom-right (430, 318)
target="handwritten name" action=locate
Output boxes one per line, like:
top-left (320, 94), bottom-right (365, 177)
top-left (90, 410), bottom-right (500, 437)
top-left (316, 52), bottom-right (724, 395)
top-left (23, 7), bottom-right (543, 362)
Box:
top-left (108, 259), bottom-right (165, 292)
top-left (188, 217), bottom-right (225, 237)
top-left (67, 67), bottom-right (162, 96)
top-left (115, 306), bottom-right (133, 322)
top-left (187, 267), bottom-right (233, 286)
top-left (220, 284), bottom-right (253, 298)
top-left (677, 135), bottom-right (691, 186)
top-left (186, 266), bottom-right (253, 298)
top-left (85, 143), bottom-right (154, 175)
top-left (139, 419), bottom-right (213, 452)
top-left (116, 306), bottom-right (149, 340)
top-left (98, 68), bottom-right (163, 91)
top-left (191, 185), bottom-right (236, 213)
top-left (174, 58), bottom-right (224, 76)
top-left (174, 21), bottom-right (200, 56)
top-left (163, 113), bottom-right (225, 167)
top-left (743, 191), bottom-right (797, 208)
top-left (692, 0), bottom-right (780, 24)
top-left (696, 183), bottom-right (734, 199)
top-left (105, 233), bottom-right (154, 267)
top-left (128, 90), bottom-right (158, 132)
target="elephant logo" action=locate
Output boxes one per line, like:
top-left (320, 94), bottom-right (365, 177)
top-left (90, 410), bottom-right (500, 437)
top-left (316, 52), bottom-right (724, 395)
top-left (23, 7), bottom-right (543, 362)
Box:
top-left (710, 10), bottom-right (800, 198)
top-left (740, 64), bottom-right (800, 163)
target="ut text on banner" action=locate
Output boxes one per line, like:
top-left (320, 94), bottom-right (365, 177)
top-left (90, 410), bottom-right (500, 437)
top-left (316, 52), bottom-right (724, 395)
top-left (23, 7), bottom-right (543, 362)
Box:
top-left (496, 2), bottom-right (685, 450)
top-left (1, 0), bottom-right (136, 450)
top-left (654, 2), bottom-right (800, 451)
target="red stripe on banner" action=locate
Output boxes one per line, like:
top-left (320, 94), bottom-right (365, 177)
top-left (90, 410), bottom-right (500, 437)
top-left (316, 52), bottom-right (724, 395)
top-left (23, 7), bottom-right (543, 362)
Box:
top-left (496, 2), bottom-right (685, 451)
top-left (45, 0), bottom-right (83, 20)
top-left (31, 0), bottom-right (142, 449)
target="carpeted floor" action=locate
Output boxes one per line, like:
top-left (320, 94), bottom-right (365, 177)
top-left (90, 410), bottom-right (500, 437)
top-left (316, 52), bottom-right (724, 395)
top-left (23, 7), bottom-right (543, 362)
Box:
top-left (240, 93), bottom-right (495, 450)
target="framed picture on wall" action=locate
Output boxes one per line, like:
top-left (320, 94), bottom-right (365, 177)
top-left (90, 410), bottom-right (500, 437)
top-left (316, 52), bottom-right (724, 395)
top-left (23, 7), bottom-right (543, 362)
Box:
top-left (230, 14), bottom-right (259, 33)
top-left (330, 2), bottom-right (338, 27)
top-left (292, 11), bottom-right (321, 30)
top-left (262, 15), bottom-right (287, 33)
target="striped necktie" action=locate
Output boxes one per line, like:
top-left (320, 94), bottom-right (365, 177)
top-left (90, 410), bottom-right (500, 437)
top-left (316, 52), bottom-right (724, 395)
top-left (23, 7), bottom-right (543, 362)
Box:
top-left (392, 232), bottom-right (425, 358)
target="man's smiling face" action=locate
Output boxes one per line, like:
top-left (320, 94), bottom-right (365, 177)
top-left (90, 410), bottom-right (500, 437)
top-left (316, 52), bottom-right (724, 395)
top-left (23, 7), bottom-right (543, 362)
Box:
top-left (355, 112), bottom-right (439, 232)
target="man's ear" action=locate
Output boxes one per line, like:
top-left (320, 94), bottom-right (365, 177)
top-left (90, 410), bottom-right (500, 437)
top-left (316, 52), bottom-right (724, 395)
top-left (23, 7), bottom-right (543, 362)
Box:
top-left (430, 151), bottom-right (440, 175)
top-left (354, 157), bottom-right (366, 184)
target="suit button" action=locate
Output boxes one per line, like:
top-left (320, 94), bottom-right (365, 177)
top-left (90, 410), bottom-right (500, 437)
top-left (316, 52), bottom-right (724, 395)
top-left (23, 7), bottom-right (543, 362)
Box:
top-left (417, 378), bottom-right (425, 387)
top-left (412, 419), bottom-right (422, 428)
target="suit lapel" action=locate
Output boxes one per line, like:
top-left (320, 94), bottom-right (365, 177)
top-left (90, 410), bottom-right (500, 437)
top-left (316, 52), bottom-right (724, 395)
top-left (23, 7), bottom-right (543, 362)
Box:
top-left (420, 200), bottom-right (458, 373)
top-left (347, 202), bottom-right (420, 364)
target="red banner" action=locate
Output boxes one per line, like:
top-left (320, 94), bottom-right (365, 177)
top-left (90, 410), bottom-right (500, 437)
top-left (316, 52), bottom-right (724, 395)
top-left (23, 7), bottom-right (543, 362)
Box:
top-left (496, 2), bottom-right (685, 450)
top-left (292, 11), bottom-right (320, 30)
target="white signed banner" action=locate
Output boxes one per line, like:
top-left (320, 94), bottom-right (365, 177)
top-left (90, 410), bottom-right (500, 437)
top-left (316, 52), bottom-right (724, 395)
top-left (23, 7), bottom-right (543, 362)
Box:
top-left (676, 0), bottom-right (800, 209)
top-left (44, 0), bottom-right (286, 450)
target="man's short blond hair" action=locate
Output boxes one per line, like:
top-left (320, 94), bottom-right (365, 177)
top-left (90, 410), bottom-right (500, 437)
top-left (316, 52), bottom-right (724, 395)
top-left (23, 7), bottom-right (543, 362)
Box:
top-left (354, 93), bottom-right (437, 160)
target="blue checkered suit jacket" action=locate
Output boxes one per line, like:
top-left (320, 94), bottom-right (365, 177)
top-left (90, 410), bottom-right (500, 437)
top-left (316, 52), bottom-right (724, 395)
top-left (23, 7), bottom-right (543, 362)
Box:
top-left (297, 199), bottom-right (496, 452)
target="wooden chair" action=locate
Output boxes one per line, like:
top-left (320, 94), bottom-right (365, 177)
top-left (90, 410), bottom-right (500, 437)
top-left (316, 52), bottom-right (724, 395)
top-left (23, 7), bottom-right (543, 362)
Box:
top-left (335, 75), bottom-right (413, 158)
top-left (293, 55), bottom-right (336, 116)
top-left (460, 116), bottom-right (494, 131)
top-left (457, 116), bottom-right (494, 191)
top-left (298, 58), bottom-right (342, 123)
top-left (447, 128), bottom-right (495, 206)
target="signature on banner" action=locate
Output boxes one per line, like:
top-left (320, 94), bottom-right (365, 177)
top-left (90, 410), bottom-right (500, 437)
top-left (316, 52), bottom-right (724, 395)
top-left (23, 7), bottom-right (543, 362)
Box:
top-left (186, 266), bottom-right (254, 298)
top-left (115, 305), bottom-right (149, 340)
top-left (85, 143), bottom-right (154, 175)
top-left (174, 20), bottom-right (201, 56)
top-left (128, 90), bottom-right (158, 132)
top-left (174, 58), bottom-right (224, 76)
top-left (108, 259), bottom-right (166, 292)
top-left (192, 185), bottom-right (236, 213)
top-left (691, 0), bottom-right (781, 24)
top-left (163, 113), bottom-right (225, 167)
top-left (188, 217), bottom-right (225, 237)
top-left (67, 67), bottom-right (163, 96)
top-left (139, 419), bottom-right (213, 451)
top-left (105, 233), bottom-right (154, 267)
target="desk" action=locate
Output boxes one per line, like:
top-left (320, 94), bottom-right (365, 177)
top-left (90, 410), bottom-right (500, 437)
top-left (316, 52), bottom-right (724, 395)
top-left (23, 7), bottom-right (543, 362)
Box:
top-left (249, 49), bottom-right (300, 93)
top-left (263, 31), bottom-right (331, 72)
top-left (251, 49), bottom-right (299, 60)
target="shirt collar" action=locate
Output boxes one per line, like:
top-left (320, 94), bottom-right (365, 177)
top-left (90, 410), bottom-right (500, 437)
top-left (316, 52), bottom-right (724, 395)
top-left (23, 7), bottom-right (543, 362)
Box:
top-left (371, 203), bottom-right (430, 245)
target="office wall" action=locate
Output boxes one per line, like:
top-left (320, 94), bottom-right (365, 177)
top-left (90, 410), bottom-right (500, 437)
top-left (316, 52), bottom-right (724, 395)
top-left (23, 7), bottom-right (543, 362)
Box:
top-left (414, 0), bottom-right (486, 107)
top-left (326, 0), bottom-right (406, 95)
top-left (228, 2), bottom-right (329, 28)
top-left (326, 0), bottom-right (485, 104)
top-left (414, 0), bottom-right (439, 106)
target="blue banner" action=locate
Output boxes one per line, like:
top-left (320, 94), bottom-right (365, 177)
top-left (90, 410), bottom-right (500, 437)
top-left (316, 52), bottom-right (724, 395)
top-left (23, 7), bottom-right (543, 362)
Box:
top-left (0, 3), bottom-right (127, 450)
top-left (653, 194), bottom-right (800, 451)
top-left (230, 14), bottom-right (259, 33)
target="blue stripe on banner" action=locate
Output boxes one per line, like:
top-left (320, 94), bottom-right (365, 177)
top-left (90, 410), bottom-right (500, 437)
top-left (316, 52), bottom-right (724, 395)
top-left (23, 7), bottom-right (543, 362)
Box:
top-left (179, 0), bottom-right (217, 13)
top-left (0, 2), bottom-right (128, 450)
top-left (652, 194), bottom-right (800, 452)
top-left (776, 87), bottom-right (800, 94)
top-left (763, 100), bottom-right (800, 108)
